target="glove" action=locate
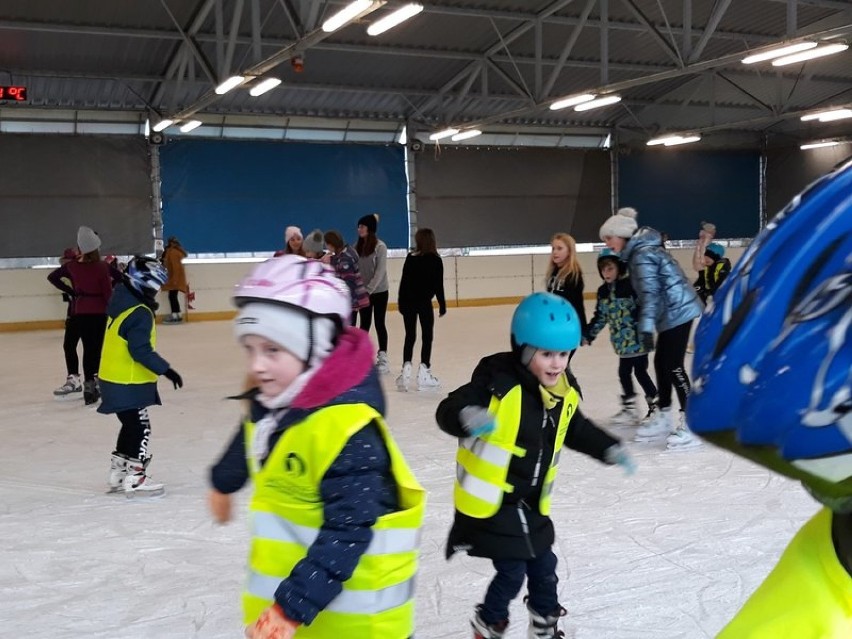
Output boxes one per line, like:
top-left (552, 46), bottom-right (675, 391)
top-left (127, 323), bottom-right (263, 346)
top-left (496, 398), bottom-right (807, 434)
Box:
top-left (459, 406), bottom-right (496, 437)
top-left (209, 489), bottom-right (232, 524)
top-left (640, 332), bottom-right (655, 352)
top-left (245, 604), bottom-right (299, 639)
top-left (163, 368), bottom-right (183, 389)
top-left (604, 444), bottom-right (637, 476)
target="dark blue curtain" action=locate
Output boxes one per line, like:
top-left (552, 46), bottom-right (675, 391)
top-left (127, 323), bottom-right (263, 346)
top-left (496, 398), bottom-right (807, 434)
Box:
top-left (160, 139), bottom-right (408, 252)
top-left (619, 149), bottom-right (760, 239)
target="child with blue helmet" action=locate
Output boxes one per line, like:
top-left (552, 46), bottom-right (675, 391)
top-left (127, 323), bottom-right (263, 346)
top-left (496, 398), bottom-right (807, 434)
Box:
top-left (584, 249), bottom-right (658, 425)
top-left (436, 292), bottom-right (635, 639)
top-left (693, 241), bottom-right (732, 303)
top-left (688, 159), bottom-right (852, 637)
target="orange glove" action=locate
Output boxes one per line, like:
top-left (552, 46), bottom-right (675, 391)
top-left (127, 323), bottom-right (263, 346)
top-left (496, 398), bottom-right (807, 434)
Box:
top-left (245, 604), bottom-right (300, 639)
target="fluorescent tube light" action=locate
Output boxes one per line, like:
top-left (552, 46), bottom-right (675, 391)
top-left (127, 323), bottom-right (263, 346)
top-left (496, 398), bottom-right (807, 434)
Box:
top-left (801, 109), bottom-right (845, 121)
top-left (574, 95), bottom-right (622, 112)
top-left (817, 109), bottom-right (852, 122)
top-left (180, 120), bottom-right (202, 133)
top-left (647, 135), bottom-right (682, 146)
top-left (367, 3), bottom-right (423, 36)
top-left (550, 94), bottom-right (596, 111)
top-left (800, 141), bottom-right (839, 150)
top-left (429, 128), bottom-right (459, 141)
top-left (249, 77), bottom-right (282, 96)
top-left (772, 43), bottom-right (849, 66)
top-left (322, 0), bottom-right (374, 33)
top-left (741, 41), bottom-right (816, 64)
top-left (215, 75), bottom-right (246, 95)
top-left (451, 129), bottom-right (482, 141)
top-left (664, 135), bottom-right (701, 146)
top-left (152, 119), bottom-right (173, 132)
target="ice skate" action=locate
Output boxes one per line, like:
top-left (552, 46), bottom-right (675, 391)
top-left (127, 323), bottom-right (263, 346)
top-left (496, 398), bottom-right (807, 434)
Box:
top-left (526, 599), bottom-right (567, 638)
top-left (416, 363), bottom-right (441, 391)
top-left (471, 605), bottom-right (508, 639)
top-left (634, 407), bottom-right (672, 441)
top-left (83, 379), bottom-right (100, 407)
top-left (376, 351), bottom-right (391, 374)
top-left (106, 452), bottom-right (129, 494)
top-left (162, 312), bottom-right (182, 324)
top-left (666, 412), bottom-right (702, 451)
top-left (642, 395), bottom-right (658, 422)
top-left (53, 374), bottom-right (82, 400)
top-left (396, 362), bottom-right (412, 392)
top-left (609, 395), bottom-right (639, 427)
top-left (123, 457), bottom-right (165, 498)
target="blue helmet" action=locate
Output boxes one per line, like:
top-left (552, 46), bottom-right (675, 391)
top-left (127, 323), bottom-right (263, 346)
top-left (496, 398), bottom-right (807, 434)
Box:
top-left (705, 242), bottom-right (725, 259)
top-left (688, 158), bottom-right (852, 505)
top-left (126, 256), bottom-right (168, 294)
top-left (511, 292), bottom-right (581, 352)
top-left (597, 248), bottom-right (624, 278)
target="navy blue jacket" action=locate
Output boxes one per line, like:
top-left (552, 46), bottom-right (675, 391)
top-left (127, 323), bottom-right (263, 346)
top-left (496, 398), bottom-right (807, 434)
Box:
top-left (98, 284), bottom-right (170, 414)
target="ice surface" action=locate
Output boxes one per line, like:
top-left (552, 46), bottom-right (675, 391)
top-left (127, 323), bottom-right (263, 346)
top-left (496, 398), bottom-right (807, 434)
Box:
top-left (0, 305), bottom-right (817, 638)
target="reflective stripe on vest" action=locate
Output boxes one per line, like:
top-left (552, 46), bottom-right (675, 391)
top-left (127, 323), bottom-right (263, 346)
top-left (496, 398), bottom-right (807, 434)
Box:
top-left (242, 403), bottom-right (425, 638)
top-left (454, 383), bottom-right (579, 518)
top-left (98, 304), bottom-right (157, 384)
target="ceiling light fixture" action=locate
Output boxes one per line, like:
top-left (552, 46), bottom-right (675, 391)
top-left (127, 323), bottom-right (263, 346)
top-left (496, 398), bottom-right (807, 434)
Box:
top-left (741, 41), bottom-right (817, 64)
top-left (574, 95), bottom-right (622, 112)
top-left (152, 119), bottom-right (173, 132)
top-left (180, 120), bottom-right (202, 133)
top-left (663, 135), bottom-right (701, 146)
top-left (550, 94), bottom-right (596, 111)
top-left (451, 129), bottom-right (482, 141)
top-left (815, 108), bottom-right (852, 122)
top-left (800, 108), bottom-right (851, 121)
top-left (647, 135), bottom-right (682, 146)
top-left (429, 128), bottom-right (459, 141)
top-left (367, 3), bottom-right (423, 36)
top-left (800, 141), bottom-right (840, 150)
top-left (772, 43), bottom-right (849, 66)
top-left (249, 77), bottom-right (282, 97)
top-left (322, 0), bottom-right (376, 33)
top-left (215, 75), bottom-right (246, 95)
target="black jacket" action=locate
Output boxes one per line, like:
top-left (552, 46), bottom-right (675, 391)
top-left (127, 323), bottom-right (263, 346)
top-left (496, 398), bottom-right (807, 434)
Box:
top-left (436, 352), bottom-right (619, 560)
top-left (546, 269), bottom-right (587, 334)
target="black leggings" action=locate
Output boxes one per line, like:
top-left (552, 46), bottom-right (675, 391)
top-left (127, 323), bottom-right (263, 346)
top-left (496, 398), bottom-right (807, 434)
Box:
top-left (618, 354), bottom-right (658, 399)
top-left (401, 307), bottom-right (435, 367)
top-left (359, 290), bottom-right (389, 352)
top-left (654, 320), bottom-right (693, 411)
top-left (76, 314), bottom-right (107, 381)
top-left (115, 407), bottom-right (152, 462)
top-left (63, 315), bottom-right (82, 376)
top-left (168, 290), bottom-right (181, 314)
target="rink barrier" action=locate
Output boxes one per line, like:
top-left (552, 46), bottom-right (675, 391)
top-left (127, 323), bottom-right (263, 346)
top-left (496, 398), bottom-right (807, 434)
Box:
top-left (0, 248), bottom-right (743, 331)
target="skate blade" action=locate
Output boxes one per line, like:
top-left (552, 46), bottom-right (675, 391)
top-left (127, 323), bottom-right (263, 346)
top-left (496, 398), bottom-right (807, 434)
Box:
top-left (105, 486), bottom-right (125, 495)
top-left (54, 393), bottom-right (83, 401)
top-left (633, 433), bottom-right (669, 443)
top-left (125, 487), bottom-right (166, 499)
top-left (665, 440), bottom-right (703, 452)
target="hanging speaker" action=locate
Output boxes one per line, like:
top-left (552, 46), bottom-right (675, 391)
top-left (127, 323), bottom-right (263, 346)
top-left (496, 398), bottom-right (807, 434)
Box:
top-left (149, 131), bottom-right (166, 146)
top-left (409, 139), bottom-right (423, 152)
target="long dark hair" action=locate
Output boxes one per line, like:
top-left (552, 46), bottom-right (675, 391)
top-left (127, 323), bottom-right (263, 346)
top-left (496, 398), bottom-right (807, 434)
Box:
top-left (414, 228), bottom-right (437, 255)
top-left (323, 230), bottom-right (345, 253)
top-left (356, 233), bottom-right (377, 257)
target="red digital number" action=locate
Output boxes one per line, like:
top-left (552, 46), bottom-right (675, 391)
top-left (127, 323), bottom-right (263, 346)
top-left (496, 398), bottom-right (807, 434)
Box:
top-left (0, 86), bottom-right (27, 101)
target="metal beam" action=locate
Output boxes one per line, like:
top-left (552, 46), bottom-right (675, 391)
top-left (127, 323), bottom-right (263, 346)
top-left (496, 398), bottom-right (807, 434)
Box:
top-left (619, 0), bottom-right (682, 66)
top-left (689, 0), bottom-right (733, 63)
top-left (542, 0), bottom-right (597, 98)
top-left (601, 0), bottom-right (609, 84)
top-left (486, 59), bottom-right (534, 101)
top-left (717, 72), bottom-right (775, 113)
top-left (682, 0), bottom-right (692, 59)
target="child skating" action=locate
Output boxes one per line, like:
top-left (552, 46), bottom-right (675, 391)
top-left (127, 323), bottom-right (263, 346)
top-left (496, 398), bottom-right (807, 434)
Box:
top-left (435, 292), bottom-right (635, 639)
top-left (583, 249), bottom-right (658, 425)
top-left (98, 256), bottom-right (183, 496)
top-left (208, 255), bottom-right (425, 639)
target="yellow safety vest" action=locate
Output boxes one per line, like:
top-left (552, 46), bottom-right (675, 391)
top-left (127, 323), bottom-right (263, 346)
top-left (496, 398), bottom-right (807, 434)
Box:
top-left (242, 403), bottom-right (425, 639)
top-left (718, 507), bottom-right (852, 638)
top-left (98, 304), bottom-right (157, 384)
top-left (454, 378), bottom-right (579, 519)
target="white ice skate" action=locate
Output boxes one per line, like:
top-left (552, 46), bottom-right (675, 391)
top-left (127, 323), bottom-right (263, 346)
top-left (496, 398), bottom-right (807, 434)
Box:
top-left (53, 374), bottom-right (82, 400)
top-left (396, 362), bottom-right (412, 392)
top-left (635, 407), bottom-right (673, 442)
top-left (666, 412), bottom-right (702, 451)
top-left (106, 453), bottom-right (129, 494)
top-left (123, 457), bottom-right (165, 498)
top-left (526, 599), bottom-right (567, 638)
top-left (471, 606), bottom-right (508, 639)
top-left (376, 351), bottom-right (391, 375)
top-left (416, 363), bottom-right (441, 391)
top-left (609, 395), bottom-right (640, 427)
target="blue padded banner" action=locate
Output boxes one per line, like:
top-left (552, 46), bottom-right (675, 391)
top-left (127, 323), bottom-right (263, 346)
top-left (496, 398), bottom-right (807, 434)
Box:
top-left (160, 139), bottom-right (408, 252)
top-left (618, 149), bottom-right (760, 239)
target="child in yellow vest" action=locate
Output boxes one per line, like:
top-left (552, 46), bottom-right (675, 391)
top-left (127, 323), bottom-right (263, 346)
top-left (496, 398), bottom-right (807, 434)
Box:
top-left (436, 292), bottom-right (635, 639)
top-left (209, 255), bottom-right (425, 639)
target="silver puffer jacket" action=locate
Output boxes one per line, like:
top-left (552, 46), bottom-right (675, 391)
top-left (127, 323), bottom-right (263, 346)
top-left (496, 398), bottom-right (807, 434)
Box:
top-left (621, 227), bottom-right (703, 334)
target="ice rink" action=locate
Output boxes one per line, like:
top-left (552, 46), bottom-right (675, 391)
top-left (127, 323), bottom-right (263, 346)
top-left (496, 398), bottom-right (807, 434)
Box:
top-left (1, 304), bottom-right (817, 638)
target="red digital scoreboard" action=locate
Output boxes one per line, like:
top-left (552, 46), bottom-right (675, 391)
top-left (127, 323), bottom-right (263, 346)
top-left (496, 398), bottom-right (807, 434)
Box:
top-left (0, 86), bottom-right (27, 101)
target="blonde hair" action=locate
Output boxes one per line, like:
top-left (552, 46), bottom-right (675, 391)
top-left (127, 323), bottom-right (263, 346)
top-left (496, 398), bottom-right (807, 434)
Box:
top-left (547, 233), bottom-right (582, 286)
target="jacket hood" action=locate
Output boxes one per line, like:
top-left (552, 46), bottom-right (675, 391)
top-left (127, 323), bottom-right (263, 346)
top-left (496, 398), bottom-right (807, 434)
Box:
top-left (107, 282), bottom-right (158, 315)
top-left (622, 226), bottom-right (663, 261)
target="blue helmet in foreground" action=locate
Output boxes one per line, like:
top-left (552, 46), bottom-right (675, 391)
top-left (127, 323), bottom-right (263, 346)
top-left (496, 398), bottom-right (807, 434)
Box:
top-left (126, 256), bottom-right (168, 295)
top-left (511, 292), bottom-right (581, 352)
top-left (688, 158), bottom-right (852, 507)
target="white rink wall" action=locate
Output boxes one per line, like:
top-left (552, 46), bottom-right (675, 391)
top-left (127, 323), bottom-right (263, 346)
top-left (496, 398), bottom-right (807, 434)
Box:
top-left (0, 247), bottom-right (745, 327)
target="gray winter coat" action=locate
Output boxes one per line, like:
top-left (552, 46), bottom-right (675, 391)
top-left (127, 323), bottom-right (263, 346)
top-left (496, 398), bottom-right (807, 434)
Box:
top-left (621, 227), bottom-right (703, 334)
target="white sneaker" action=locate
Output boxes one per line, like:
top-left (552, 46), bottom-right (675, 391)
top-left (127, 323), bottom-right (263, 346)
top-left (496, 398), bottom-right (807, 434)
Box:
top-left (107, 453), bottom-right (129, 494)
top-left (53, 374), bottom-right (82, 399)
top-left (635, 407), bottom-right (673, 441)
top-left (396, 362), bottom-right (412, 392)
top-left (666, 412), bottom-right (702, 450)
top-left (376, 351), bottom-right (391, 374)
top-left (609, 396), bottom-right (640, 426)
top-left (417, 363), bottom-right (441, 391)
top-left (123, 458), bottom-right (165, 498)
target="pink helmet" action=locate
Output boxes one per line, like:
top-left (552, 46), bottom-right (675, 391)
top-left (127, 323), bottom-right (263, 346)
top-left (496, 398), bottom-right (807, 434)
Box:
top-left (233, 255), bottom-right (350, 327)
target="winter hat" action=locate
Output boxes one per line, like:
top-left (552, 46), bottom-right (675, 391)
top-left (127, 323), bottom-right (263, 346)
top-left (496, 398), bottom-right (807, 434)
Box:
top-left (302, 228), bottom-right (326, 255)
top-left (77, 226), bottom-right (101, 254)
top-left (357, 213), bottom-right (379, 234)
top-left (285, 226), bottom-right (302, 243)
top-left (598, 207), bottom-right (639, 240)
top-left (700, 221), bottom-right (717, 236)
top-left (234, 302), bottom-right (336, 367)
top-left (705, 242), bottom-right (725, 259)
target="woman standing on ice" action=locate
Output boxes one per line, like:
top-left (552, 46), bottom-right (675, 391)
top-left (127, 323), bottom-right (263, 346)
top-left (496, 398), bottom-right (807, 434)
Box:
top-left (544, 233), bottom-right (586, 363)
